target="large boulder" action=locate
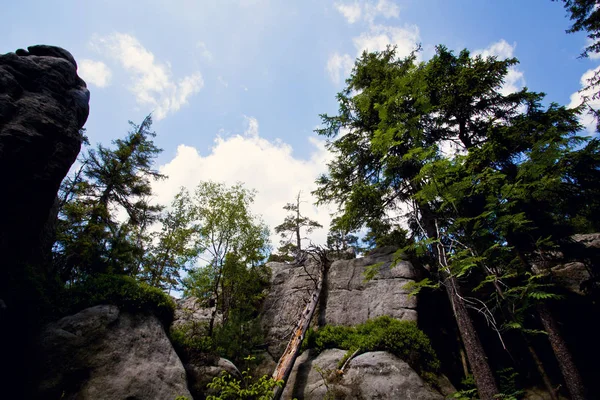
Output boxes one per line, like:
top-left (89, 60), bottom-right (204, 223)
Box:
top-left (0, 45), bottom-right (89, 396)
top-left (261, 247), bottom-right (418, 359)
top-left (37, 305), bottom-right (192, 400)
top-left (282, 349), bottom-right (444, 399)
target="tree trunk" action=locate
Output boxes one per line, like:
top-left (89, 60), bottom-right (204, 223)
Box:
top-left (537, 303), bottom-right (587, 400)
top-left (421, 208), bottom-right (499, 399)
top-left (526, 341), bottom-right (559, 400)
top-left (445, 275), bottom-right (499, 400)
top-left (272, 259), bottom-right (324, 400)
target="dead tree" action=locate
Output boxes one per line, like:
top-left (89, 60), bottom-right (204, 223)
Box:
top-left (272, 246), bottom-right (329, 400)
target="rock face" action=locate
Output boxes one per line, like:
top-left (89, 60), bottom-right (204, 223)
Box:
top-left (282, 349), bottom-right (443, 400)
top-left (0, 45), bottom-right (89, 282)
top-left (173, 296), bottom-right (216, 329)
top-left (37, 305), bottom-right (192, 400)
top-left (172, 297), bottom-right (238, 399)
top-left (261, 246), bottom-right (418, 359)
top-left (0, 45), bottom-right (89, 395)
top-left (532, 233), bottom-right (600, 295)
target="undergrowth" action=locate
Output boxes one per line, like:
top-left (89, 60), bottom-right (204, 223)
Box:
top-left (302, 315), bottom-right (440, 382)
top-left (60, 274), bottom-right (176, 326)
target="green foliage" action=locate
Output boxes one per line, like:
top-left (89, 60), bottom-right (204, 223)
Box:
top-left (141, 188), bottom-right (201, 291)
top-left (55, 115), bottom-right (165, 280)
top-left (62, 274), bottom-right (176, 326)
top-left (448, 375), bottom-right (478, 400)
top-left (314, 42), bottom-right (600, 396)
top-left (303, 316), bottom-right (440, 380)
top-left (170, 321), bottom-right (213, 355)
top-left (206, 356), bottom-right (282, 400)
top-left (274, 191), bottom-right (322, 259)
top-left (449, 369), bottom-right (524, 400)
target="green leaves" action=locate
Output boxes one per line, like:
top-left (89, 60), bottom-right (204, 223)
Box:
top-left (206, 356), bottom-right (283, 400)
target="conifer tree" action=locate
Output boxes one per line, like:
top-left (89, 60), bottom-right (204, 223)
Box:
top-left (274, 191), bottom-right (322, 260)
top-left (54, 115), bottom-right (164, 281)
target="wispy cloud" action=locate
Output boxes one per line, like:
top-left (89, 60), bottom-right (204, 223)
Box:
top-left (334, 0), bottom-right (399, 24)
top-left (90, 32), bottom-right (204, 120)
top-left (353, 24), bottom-right (419, 56)
top-left (326, 52), bottom-right (354, 84)
top-left (326, 24), bottom-right (420, 84)
top-left (197, 41), bottom-right (214, 61)
top-left (78, 59), bottom-right (112, 88)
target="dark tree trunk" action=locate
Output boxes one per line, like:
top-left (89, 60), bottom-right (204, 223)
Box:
top-left (526, 341), bottom-right (559, 400)
top-left (537, 303), bottom-right (587, 400)
top-left (445, 275), bottom-right (499, 400)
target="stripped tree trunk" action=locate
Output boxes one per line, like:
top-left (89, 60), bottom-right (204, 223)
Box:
top-left (272, 250), bottom-right (327, 400)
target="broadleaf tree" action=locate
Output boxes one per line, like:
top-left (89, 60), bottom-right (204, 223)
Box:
top-left (183, 181), bottom-right (270, 336)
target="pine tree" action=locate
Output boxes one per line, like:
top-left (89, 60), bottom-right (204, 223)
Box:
top-left (274, 191), bottom-right (322, 260)
top-left (54, 115), bottom-right (164, 281)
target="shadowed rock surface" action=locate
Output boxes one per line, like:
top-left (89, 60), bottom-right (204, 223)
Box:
top-left (0, 45), bottom-right (89, 396)
top-left (38, 305), bottom-right (192, 400)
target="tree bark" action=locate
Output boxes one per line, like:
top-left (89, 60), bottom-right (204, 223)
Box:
top-left (537, 303), bottom-right (587, 400)
top-left (272, 259), bottom-right (324, 400)
top-left (445, 275), bottom-right (499, 400)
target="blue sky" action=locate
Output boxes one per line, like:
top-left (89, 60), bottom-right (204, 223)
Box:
top-left (2, 0), bottom-right (598, 246)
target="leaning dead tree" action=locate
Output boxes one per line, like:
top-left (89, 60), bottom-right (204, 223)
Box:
top-left (272, 246), bottom-right (329, 400)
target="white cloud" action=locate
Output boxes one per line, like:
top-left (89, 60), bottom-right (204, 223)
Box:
top-left (152, 117), bottom-right (335, 249)
top-left (334, 1), bottom-right (362, 23)
top-left (90, 32), bottom-right (203, 120)
top-left (326, 52), bottom-right (354, 84)
top-left (474, 39), bottom-right (525, 95)
top-left (78, 59), bottom-right (112, 88)
top-left (324, 24), bottom-right (420, 85)
top-left (501, 68), bottom-right (525, 96)
top-left (364, 0), bottom-right (400, 22)
top-left (197, 41), bottom-right (214, 61)
top-left (568, 66), bottom-right (600, 134)
top-left (474, 39), bottom-right (515, 60)
top-left (353, 24), bottom-right (420, 57)
top-left (334, 0), bottom-right (399, 24)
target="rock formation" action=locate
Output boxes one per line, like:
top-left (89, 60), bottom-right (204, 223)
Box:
top-left (0, 45), bottom-right (89, 396)
top-left (282, 349), bottom-right (444, 399)
top-left (261, 246), bottom-right (418, 361)
top-left (38, 305), bottom-right (192, 400)
top-left (172, 297), bottom-right (239, 400)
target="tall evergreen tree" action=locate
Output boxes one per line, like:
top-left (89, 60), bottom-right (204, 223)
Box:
top-left (54, 115), bottom-right (164, 281)
top-left (315, 45), bottom-right (597, 399)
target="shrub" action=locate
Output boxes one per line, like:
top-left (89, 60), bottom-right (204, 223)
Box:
top-left (303, 316), bottom-right (440, 381)
top-left (170, 321), bottom-right (213, 356)
top-left (61, 274), bottom-right (176, 326)
top-left (206, 356), bottom-right (282, 400)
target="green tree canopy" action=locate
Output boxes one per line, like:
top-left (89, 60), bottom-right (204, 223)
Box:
top-left (314, 45), bottom-right (598, 399)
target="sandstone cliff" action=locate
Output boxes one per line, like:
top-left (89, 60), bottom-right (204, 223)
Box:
top-left (0, 45), bottom-right (89, 396)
